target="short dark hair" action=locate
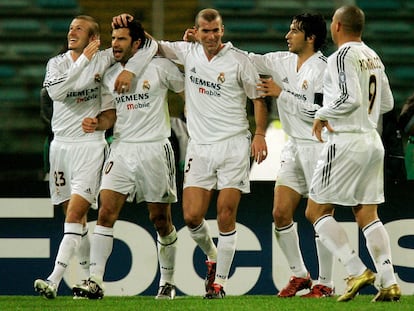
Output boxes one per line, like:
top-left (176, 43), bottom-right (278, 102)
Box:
top-left (195, 8), bottom-right (222, 28)
top-left (113, 19), bottom-right (146, 47)
top-left (292, 13), bottom-right (327, 52)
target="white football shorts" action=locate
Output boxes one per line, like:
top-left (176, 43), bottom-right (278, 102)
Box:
top-left (100, 139), bottom-right (177, 204)
top-left (275, 138), bottom-right (324, 197)
top-left (309, 130), bottom-right (385, 206)
top-left (183, 134), bottom-right (251, 193)
top-left (49, 136), bottom-right (107, 207)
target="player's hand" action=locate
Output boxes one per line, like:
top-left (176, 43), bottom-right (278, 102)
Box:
top-left (114, 70), bottom-right (134, 94)
top-left (82, 117), bottom-right (98, 133)
top-left (257, 77), bottom-right (282, 98)
top-left (83, 40), bottom-right (100, 61)
top-left (183, 27), bottom-right (197, 42)
top-left (112, 13), bottom-right (133, 28)
top-left (251, 134), bottom-right (268, 164)
top-left (312, 119), bottom-right (334, 142)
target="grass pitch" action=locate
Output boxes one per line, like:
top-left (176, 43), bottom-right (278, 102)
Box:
top-left (1, 295), bottom-right (413, 311)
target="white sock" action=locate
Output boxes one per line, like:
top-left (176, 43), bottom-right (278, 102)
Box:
top-left (76, 224), bottom-right (90, 281)
top-left (314, 215), bottom-right (366, 277)
top-left (157, 226), bottom-right (178, 286)
top-left (188, 219), bottom-right (217, 261)
top-left (274, 223), bottom-right (308, 278)
top-left (89, 225), bottom-right (114, 284)
top-left (214, 230), bottom-right (237, 288)
top-left (47, 222), bottom-right (82, 287)
top-left (315, 233), bottom-right (334, 288)
top-left (363, 220), bottom-right (397, 288)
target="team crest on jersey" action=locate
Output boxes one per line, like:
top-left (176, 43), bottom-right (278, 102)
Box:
top-left (142, 80), bottom-right (150, 90)
top-left (302, 80), bottom-right (308, 90)
top-left (217, 72), bottom-right (225, 83)
top-left (94, 74), bottom-right (101, 83)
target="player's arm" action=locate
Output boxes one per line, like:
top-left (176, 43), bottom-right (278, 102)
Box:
top-left (247, 52), bottom-right (275, 76)
top-left (312, 118), bottom-right (333, 143)
top-left (278, 84), bottom-right (323, 123)
top-left (380, 73), bottom-right (394, 114)
top-left (85, 71), bottom-right (118, 133)
top-left (44, 44), bottom-right (99, 102)
top-left (82, 109), bottom-right (116, 133)
top-left (183, 27), bottom-right (198, 42)
top-left (162, 58), bottom-right (185, 94)
top-left (112, 13), bottom-right (133, 28)
top-left (109, 13), bottom-right (158, 93)
top-left (317, 53), bottom-right (360, 120)
top-left (251, 97), bottom-right (268, 164)
top-left (117, 37), bottom-right (158, 93)
top-left (257, 77), bottom-right (282, 98)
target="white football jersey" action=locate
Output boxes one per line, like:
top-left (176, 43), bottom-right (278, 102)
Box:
top-left (249, 51), bottom-right (327, 141)
top-left (44, 40), bottom-right (157, 139)
top-left (159, 41), bottom-right (261, 143)
top-left (101, 57), bottom-right (184, 142)
top-left (316, 41), bottom-right (394, 131)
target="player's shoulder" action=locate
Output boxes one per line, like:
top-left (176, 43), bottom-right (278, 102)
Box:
top-left (315, 51), bottom-right (327, 64)
top-left (307, 51), bottom-right (327, 70)
top-left (151, 55), bottom-right (172, 64)
top-left (150, 55), bottom-right (180, 69)
top-left (48, 51), bottom-right (69, 65)
top-left (102, 62), bottom-right (122, 82)
top-left (226, 43), bottom-right (257, 66)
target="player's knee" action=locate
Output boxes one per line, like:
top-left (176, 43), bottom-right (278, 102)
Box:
top-left (150, 213), bottom-right (169, 231)
top-left (97, 205), bottom-right (118, 227)
top-left (304, 205), bottom-right (317, 224)
top-left (183, 213), bottom-right (203, 229)
top-left (273, 207), bottom-right (289, 227)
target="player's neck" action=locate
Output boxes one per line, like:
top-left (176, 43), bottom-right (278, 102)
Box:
top-left (70, 50), bottom-right (83, 62)
top-left (204, 43), bottom-right (224, 61)
top-left (337, 34), bottom-right (362, 47)
top-left (296, 49), bottom-right (316, 71)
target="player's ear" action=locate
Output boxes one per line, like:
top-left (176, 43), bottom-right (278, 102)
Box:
top-left (133, 38), bottom-right (141, 50)
top-left (90, 34), bottom-right (100, 42)
top-left (307, 34), bottom-right (316, 43)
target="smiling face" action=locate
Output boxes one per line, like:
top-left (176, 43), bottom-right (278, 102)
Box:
top-left (67, 18), bottom-right (96, 53)
top-left (111, 27), bottom-right (140, 65)
top-left (196, 16), bottom-right (224, 58)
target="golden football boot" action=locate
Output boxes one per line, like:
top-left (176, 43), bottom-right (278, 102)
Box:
top-left (371, 284), bottom-right (401, 302)
top-left (337, 269), bottom-right (375, 302)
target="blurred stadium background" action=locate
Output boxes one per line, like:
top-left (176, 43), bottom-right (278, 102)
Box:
top-left (0, 0), bottom-right (413, 184)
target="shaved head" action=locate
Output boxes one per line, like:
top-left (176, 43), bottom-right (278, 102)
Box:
top-left (335, 5), bottom-right (365, 35)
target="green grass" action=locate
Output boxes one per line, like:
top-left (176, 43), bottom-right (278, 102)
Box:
top-left (1, 295), bottom-right (413, 311)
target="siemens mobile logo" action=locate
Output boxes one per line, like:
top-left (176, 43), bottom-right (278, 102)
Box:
top-left (126, 102), bottom-right (150, 110)
top-left (66, 87), bottom-right (99, 103)
top-left (116, 93), bottom-right (150, 103)
top-left (189, 75), bottom-right (222, 97)
top-left (115, 93), bottom-right (150, 110)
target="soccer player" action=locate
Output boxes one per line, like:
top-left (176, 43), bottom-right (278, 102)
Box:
top-left (71, 19), bottom-right (184, 300)
top-left (159, 8), bottom-right (268, 299)
top-left (114, 8), bottom-right (268, 298)
top-left (249, 13), bottom-right (335, 298)
top-left (305, 5), bottom-right (401, 302)
top-left (33, 15), bottom-right (157, 299)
